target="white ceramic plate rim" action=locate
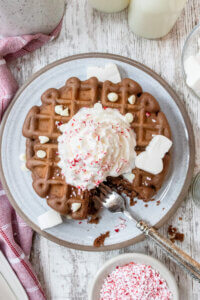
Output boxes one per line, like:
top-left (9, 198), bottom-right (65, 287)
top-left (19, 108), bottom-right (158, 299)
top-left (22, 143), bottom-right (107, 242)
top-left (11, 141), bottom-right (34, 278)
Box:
top-left (0, 53), bottom-right (195, 251)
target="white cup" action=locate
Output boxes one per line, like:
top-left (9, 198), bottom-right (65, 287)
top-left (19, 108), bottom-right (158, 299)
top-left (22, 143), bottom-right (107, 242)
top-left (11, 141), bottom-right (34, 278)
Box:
top-left (128, 0), bottom-right (187, 39)
top-left (0, 0), bottom-right (65, 37)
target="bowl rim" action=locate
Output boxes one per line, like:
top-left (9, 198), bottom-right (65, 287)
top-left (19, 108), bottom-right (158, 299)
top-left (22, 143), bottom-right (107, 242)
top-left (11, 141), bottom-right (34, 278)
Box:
top-left (88, 252), bottom-right (179, 300)
top-left (181, 22), bottom-right (200, 99)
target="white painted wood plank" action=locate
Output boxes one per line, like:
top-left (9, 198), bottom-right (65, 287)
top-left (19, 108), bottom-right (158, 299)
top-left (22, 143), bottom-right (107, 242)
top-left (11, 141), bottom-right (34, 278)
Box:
top-left (8, 0), bottom-right (200, 299)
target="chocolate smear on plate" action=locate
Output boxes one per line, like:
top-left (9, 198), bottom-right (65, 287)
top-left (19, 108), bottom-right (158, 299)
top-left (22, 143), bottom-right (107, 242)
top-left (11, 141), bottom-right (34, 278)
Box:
top-left (94, 231), bottom-right (110, 247)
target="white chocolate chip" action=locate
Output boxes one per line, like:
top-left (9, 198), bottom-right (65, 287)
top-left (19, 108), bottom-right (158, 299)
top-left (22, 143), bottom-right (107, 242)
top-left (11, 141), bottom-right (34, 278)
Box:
top-left (36, 150), bottom-right (46, 159)
top-left (55, 105), bottom-right (63, 115)
top-left (20, 163), bottom-right (29, 172)
top-left (123, 173), bottom-right (135, 183)
top-left (107, 92), bottom-right (118, 102)
top-left (125, 113), bottom-right (134, 123)
top-left (60, 107), bottom-right (69, 116)
top-left (55, 105), bottom-right (69, 116)
top-left (128, 95), bottom-right (136, 105)
top-left (19, 153), bottom-right (26, 162)
top-left (71, 203), bottom-right (82, 213)
top-left (39, 136), bottom-right (49, 144)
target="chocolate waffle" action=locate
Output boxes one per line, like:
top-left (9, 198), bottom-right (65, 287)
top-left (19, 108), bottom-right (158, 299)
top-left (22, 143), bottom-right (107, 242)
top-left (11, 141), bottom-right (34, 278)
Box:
top-left (101, 80), bottom-right (171, 200)
top-left (23, 77), bottom-right (171, 219)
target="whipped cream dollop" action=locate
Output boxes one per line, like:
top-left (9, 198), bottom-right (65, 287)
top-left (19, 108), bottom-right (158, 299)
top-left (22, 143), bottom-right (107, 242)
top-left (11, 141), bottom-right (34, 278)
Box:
top-left (58, 103), bottom-right (136, 190)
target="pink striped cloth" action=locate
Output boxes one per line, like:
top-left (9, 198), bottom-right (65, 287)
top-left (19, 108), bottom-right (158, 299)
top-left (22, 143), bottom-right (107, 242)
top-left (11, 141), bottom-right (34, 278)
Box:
top-left (0, 20), bottom-right (62, 300)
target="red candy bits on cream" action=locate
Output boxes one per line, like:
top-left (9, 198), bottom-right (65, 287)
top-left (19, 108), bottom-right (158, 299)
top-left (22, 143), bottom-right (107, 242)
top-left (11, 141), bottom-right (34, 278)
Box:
top-left (58, 103), bottom-right (136, 190)
top-left (100, 262), bottom-right (172, 300)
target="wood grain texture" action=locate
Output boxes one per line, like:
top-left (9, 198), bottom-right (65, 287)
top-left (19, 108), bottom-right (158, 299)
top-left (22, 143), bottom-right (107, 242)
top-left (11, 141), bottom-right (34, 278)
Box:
top-left (8, 0), bottom-right (200, 299)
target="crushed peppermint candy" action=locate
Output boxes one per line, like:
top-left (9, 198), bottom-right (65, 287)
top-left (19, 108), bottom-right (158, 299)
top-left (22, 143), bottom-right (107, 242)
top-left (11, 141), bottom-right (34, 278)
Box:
top-left (100, 262), bottom-right (172, 300)
top-left (114, 217), bottom-right (127, 232)
top-left (145, 112), bottom-right (151, 118)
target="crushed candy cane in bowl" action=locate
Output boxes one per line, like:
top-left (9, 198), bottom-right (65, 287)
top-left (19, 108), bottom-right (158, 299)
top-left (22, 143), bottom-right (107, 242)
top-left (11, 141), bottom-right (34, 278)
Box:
top-left (88, 253), bottom-right (179, 300)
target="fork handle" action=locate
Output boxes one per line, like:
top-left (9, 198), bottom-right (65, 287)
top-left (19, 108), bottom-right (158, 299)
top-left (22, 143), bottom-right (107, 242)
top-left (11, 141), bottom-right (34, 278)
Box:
top-left (137, 220), bottom-right (200, 282)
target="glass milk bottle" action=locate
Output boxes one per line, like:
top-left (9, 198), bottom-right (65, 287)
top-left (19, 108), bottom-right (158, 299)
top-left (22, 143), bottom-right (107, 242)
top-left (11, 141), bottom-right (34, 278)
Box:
top-left (0, 0), bottom-right (65, 37)
top-left (128, 0), bottom-right (187, 39)
top-left (88, 0), bottom-right (129, 13)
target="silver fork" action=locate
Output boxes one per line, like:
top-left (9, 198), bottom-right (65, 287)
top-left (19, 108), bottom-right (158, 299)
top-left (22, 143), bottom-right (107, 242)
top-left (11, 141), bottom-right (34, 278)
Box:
top-left (96, 183), bottom-right (200, 282)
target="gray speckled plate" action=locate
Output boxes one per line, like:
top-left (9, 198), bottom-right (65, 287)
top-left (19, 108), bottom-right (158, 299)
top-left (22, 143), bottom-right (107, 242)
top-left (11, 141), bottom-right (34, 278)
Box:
top-left (0, 53), bottom-right (195, 251)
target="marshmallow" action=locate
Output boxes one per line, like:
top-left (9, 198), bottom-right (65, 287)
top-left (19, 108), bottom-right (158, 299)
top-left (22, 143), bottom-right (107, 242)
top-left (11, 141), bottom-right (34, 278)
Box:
top-left (107, 92), bottom-right (118, 102)
top-left (125, 113), bottom-right (134, 123)
top-left (135, 135), bottom-right (172, 175)
top-left (71, 203), bottom-right (82, 213)
top-left (37, 210), bottom-right (63, 230)
top-left (123, 173), bottom-right (135, 183)
top-left (36, 150), bottom-right (46, 159)
top-left (146, 135), bottom-right (172, 158)
top-left (39, 136), bottom-right (49, 144)
top-left (87, 63), bottom-right (121, 83)
top-left (135, 152), bottom-right (163, 175)
top-left (128, 95), bottom-right (136, 105)
top-left (19, 153), bottom-right (26, 161)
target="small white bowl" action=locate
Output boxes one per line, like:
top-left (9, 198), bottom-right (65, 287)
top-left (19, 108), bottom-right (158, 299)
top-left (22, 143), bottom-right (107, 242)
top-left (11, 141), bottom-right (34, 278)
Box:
top-left (88, 253), bottom-right (179, 300)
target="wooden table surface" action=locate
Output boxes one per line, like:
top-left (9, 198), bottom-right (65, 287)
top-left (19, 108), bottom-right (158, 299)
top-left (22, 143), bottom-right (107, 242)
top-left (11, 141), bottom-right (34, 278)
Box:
top-left (9, 0), bottom-right (200, 299)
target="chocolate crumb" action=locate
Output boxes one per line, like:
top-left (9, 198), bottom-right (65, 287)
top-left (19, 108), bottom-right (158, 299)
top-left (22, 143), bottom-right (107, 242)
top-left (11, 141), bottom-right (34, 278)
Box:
top-left (94, 231), bottom-right (110, 247)
top-left (88, 217), bottom-right (100, 224)
top-left (130, 199), bottom-right (137, 206)
top-left (168, 225), bottom-right (184, 243)
top-left (179, 217), bottom-right (182, 221)
top-left (156, 201), bottom-right (161, 206)
top-left (168, 225), bottom-right (176, 235)
top-left (144, 204), bottom-right (148, 207)
top-left (174, 232), bottom-right (184, 242)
